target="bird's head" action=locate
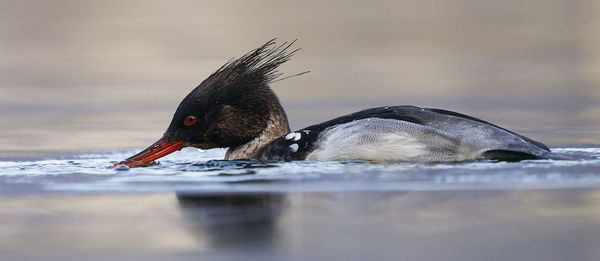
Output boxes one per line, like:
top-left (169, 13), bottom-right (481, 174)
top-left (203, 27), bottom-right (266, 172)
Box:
top-left (113, 40), bottom-right (300, 168)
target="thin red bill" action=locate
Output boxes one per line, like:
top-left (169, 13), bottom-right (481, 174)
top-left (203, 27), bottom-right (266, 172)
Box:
top-left (111, 135), bottom-right (183, 168)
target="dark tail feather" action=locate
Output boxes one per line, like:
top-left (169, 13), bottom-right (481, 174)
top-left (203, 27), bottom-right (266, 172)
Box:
top-left (482, 150), bottom-right (543, 162)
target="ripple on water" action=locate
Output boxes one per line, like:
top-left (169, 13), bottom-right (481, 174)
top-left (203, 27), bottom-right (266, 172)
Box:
top-left (0, 147), bottom-right (599, 194)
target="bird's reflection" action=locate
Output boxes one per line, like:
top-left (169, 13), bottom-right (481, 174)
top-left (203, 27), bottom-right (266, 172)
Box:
top-left (176, 192), bottom-right (287, 250)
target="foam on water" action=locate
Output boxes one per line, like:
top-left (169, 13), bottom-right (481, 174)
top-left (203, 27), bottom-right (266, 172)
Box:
top-left (0, 147), bottom-right (599, 194)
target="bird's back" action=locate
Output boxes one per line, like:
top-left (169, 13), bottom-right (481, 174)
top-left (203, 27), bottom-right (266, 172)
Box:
top-left (258, 106), bottom-right (550, 162)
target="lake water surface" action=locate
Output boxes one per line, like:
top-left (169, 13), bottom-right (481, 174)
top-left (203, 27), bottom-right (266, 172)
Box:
top-left (1, 148), bottom-right (600, 260)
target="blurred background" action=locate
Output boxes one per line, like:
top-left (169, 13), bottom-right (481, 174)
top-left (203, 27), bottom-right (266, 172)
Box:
top-left (1, 0), bottom-right (599, 153)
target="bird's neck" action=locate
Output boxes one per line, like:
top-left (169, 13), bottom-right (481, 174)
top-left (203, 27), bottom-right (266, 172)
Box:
top-left (225, 112), bottom-right (290, 160)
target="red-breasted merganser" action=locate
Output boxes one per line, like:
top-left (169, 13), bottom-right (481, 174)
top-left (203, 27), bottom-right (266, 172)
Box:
top-left (112, 40), bottom-right (551, 168)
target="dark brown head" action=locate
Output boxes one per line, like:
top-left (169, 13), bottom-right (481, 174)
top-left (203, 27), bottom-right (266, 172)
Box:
top-left (113, 40), bottom-right (299, 168)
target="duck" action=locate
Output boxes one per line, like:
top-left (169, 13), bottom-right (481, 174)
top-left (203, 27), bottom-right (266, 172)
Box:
top-left (112, 40), bottom-right (551, 168)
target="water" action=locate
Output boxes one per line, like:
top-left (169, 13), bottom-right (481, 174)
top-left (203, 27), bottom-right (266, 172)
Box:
top-left (1, 147), bottom-right (599, 195)
top-left (2, 148), bottom-right (600, 260)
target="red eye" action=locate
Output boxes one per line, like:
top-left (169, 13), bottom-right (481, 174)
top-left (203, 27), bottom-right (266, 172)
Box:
top-left (184, 115), bottom-right (197, 126)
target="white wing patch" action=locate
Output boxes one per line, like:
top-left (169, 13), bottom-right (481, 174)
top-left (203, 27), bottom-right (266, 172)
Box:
top-left (305, 118), bottom-right (456, 162)
top-left (285, 132), bottom-right (301, 141)
top-left (289, 143), bottom-right (299, 152)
